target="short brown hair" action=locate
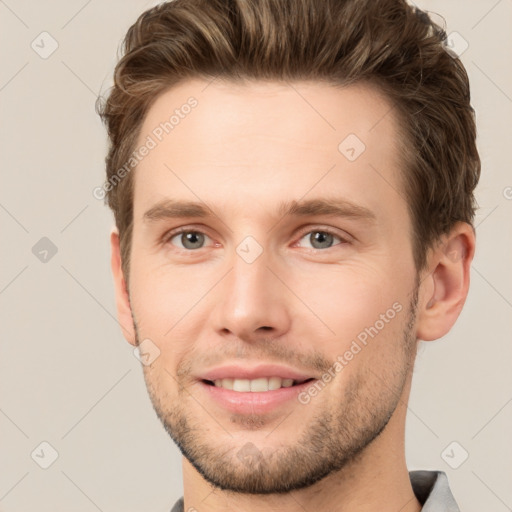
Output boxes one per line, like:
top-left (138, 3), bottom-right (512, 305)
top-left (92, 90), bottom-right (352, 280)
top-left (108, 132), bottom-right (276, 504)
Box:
top-left (97, 0), bottom-right (480, 286)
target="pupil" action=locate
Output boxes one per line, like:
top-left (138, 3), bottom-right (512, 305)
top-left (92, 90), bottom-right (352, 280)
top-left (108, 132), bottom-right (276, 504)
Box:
top-left (183, 232), bottom-right (203, 249)
top-left (311, 231), bottom-right (332, 249)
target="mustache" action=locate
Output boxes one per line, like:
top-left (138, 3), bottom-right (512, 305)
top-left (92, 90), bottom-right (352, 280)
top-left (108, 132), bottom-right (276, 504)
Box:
top-left (175, 342), bottom-right (334, 378)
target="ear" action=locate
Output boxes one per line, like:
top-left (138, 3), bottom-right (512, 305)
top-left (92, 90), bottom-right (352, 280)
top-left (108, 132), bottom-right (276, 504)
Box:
top-left (110, 226), bottom-right (137, 346)
top-left (416, 222), bottom-right (476, 342)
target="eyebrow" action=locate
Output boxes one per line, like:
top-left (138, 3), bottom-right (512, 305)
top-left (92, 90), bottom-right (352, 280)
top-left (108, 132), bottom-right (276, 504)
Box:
top-left (142, 198), bottom-right (376, 224)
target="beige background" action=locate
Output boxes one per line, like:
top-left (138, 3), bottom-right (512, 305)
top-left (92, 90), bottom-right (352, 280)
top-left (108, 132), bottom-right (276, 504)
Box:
top-left (1, 1), bottom-right (511, 510)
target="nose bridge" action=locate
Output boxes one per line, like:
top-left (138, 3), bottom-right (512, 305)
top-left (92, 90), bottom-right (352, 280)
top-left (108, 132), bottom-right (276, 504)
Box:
top-left (230, 249), bottom-right (270, 309)
top-left (213, 237), bottom-right (291, 340)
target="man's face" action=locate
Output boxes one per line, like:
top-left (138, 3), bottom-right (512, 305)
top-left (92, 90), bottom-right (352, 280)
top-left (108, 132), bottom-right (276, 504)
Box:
top-left (126, 79), bottom-right (420, 493)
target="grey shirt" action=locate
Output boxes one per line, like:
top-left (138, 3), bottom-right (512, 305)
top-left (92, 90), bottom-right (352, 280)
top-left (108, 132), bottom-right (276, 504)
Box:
top-left (170, 470), bottom-right (460, 512)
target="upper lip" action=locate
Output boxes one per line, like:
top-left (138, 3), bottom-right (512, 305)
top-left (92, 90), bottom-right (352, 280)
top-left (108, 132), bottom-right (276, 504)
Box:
top-left (198, 364), bottom-right (316, 382)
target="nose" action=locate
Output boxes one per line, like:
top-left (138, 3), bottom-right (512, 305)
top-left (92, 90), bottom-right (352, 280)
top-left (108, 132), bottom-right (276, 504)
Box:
top-left (211, 245), bottom-right (292, 343)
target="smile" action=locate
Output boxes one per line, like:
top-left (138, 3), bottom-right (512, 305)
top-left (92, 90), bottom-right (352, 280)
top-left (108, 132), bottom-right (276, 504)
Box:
top-left (204, 377), bottom-right (314, 392)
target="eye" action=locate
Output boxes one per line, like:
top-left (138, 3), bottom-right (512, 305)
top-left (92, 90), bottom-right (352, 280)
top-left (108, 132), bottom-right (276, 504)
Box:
top-left (163, 227), bottom-right (348, 252)
top-left (166, 229), bottom-right (213, 250)
top-left (296, 229), bottom-right (346, 250)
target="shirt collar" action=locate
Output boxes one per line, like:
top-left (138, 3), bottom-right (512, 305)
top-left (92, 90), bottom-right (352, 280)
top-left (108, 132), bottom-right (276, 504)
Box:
top-left (170, 470), bottom-right (461, 512)
top-left (410, 470), bottom-right (461, 511)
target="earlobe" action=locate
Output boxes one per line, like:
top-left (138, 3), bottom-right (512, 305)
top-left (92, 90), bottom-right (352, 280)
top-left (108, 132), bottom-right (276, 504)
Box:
top-left (416, 222), bottom-right (476, 342)
top-left (110, 226), bottom-right (137, 346)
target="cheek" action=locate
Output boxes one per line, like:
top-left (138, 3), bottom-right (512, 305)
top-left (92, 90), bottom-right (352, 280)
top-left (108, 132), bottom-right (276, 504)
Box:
top-left (130, 249), bottom-right (211, 324)
top-left (127, 257), bottom-right (206, 368)
top-left (291, 261), bottom-right (402, 342)
top-left (288, 260), bottom-right (415, 385)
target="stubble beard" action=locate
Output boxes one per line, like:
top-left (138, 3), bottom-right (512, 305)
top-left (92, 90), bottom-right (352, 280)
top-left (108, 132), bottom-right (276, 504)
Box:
top-left (135, 287), bottom-right (419, 494)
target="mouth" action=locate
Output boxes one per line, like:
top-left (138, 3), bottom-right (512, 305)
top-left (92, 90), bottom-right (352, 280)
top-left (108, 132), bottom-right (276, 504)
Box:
top-left (198, 377), bottom-right (319, 416)
top-left (202, 377), bottom-right (316, 392)
top-left (196, 363), bottom-right (320, 415)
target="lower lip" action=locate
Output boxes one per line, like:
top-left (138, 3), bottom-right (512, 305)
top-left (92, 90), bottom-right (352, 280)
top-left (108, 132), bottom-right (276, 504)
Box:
top-left (198, 379), bottom-right (317, 415)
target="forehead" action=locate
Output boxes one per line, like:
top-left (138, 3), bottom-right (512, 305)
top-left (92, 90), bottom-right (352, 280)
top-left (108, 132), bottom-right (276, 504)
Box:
top-left (132, 78), bottom-right (406, 222)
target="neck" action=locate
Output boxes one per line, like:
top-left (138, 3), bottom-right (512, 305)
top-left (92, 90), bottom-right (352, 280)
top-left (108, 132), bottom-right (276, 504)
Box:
top-left (181, 377), bottom-right (421, 512)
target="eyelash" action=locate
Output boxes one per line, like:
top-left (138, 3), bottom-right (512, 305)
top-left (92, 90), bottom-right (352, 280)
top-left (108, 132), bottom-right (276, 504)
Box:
top-left (162, 225), bottom-right (350, 252)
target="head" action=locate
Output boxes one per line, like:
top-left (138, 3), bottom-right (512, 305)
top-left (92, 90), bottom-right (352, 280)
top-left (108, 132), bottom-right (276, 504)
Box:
top-left (98, 0), bottom-right (479, 495)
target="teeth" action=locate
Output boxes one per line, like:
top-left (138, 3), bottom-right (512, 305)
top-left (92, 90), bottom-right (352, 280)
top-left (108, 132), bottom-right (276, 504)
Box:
top-left (251, 377), bottom-right (270, 392)
top-left (269, 377), bottom-right (284, 390)
top-left (212, 377), bottom-right (298, 392)
top-left (219, 378), bottom-right (233, 390)
top-left (233, 379), bottom-right (250, 392)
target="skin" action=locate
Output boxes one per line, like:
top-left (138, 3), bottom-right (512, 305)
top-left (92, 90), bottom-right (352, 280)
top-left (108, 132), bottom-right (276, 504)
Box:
top-left (110, 78), bottom-right (475, 512)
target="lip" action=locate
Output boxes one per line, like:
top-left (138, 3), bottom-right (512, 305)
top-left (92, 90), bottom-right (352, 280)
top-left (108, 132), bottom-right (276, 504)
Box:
top-left (199, 378), bottom-right (318, 415)
top-left (198, 363), bottom-right (316, 382)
